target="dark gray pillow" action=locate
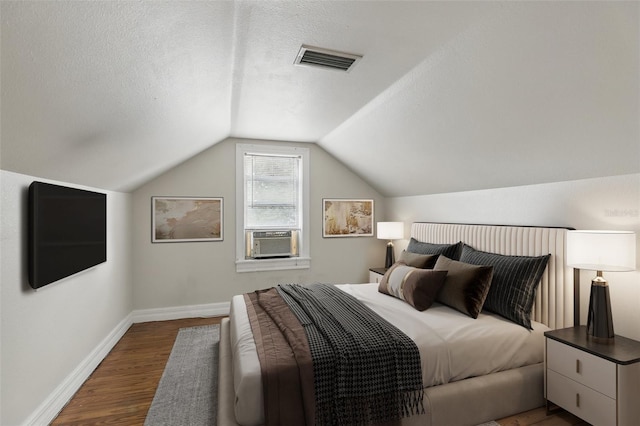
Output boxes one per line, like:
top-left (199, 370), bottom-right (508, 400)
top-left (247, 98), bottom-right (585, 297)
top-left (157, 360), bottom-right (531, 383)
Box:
top-left (433, 256), bottom-right (493, 319)
top-left (460, 244), bottom-right (551, 329)
top-left (397, 250), bottom-right (439, 269)
top-left (406, 238), bottom-right (463, 260)
top-left (378, 263), bottom-right (448, 311)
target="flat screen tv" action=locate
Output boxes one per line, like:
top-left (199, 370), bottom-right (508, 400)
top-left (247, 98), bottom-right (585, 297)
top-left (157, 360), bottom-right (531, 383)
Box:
top-left (28, 181), bottom-right (107, 289)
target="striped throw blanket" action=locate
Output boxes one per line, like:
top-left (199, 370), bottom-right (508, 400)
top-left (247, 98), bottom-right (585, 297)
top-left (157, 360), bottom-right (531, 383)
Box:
top-left (277, 283), bottom-right (424, 425)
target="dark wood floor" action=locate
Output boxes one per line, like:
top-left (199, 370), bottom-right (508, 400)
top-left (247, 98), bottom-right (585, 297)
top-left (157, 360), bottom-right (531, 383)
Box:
top-left (51, 316), bottom-right (222, 425)
top-left (51, 316), bottom-right (587, 426)
top-left (498, 408), bottom-right (588, 426)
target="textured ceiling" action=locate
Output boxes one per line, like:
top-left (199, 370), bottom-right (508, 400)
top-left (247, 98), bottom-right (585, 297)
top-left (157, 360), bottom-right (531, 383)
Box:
top-left (1, 1), bottom-right (638, 195)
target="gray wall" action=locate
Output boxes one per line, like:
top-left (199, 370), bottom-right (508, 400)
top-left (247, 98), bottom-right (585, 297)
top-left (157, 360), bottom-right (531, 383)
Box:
top-left (387, 173), bottom-right (640, 340)
top-left (131, 138), bottom-right (387, 309)
top-left (0, 170), bottom-right (133, 426)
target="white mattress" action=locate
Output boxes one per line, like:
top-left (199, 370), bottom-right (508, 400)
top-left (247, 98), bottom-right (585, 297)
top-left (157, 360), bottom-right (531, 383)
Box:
top-left (229, 283), bottom-right (549, 426)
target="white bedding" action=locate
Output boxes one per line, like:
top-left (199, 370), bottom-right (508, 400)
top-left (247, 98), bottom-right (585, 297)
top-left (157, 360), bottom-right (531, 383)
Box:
top-left (229, 283), bottom-right (550, 426)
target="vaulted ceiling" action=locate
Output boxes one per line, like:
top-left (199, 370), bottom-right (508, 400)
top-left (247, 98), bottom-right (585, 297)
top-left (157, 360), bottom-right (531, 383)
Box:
top-left (1, 1), bottom-right (638, 196)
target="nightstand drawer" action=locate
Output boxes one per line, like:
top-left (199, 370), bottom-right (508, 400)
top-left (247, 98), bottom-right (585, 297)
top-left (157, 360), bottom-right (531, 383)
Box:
top-left (547, 369), bottom-right (616, 426)
top-left (547, 339), bottom-right (616, 398)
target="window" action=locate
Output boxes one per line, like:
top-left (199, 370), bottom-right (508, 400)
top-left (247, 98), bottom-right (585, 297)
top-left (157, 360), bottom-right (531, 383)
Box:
top-left (236, 143), bottom-right (310, 272)
top-left (244, 154), bottom-right (300, 229)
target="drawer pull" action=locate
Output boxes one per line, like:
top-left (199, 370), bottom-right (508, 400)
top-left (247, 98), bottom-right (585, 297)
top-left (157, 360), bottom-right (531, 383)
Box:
top-left (576, 393), bottom-right (580, 408)
top-left (575, 359), bottom-right (580, 374)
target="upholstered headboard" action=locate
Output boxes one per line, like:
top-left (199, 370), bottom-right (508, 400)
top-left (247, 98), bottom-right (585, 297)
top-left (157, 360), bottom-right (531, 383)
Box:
top-left (410, 222), bottom-right (576, 330)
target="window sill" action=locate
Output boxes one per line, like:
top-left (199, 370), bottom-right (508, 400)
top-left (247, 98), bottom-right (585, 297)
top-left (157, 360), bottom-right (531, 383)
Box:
top-left (236, 257), bottom-right (311, 273)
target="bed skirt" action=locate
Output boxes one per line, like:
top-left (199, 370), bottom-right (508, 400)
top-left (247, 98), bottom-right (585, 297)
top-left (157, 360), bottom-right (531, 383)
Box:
top-left (217, 318), bottom-right (545, 426)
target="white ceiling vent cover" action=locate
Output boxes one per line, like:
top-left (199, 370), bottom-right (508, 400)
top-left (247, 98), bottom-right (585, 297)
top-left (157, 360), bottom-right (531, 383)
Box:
top-left (294, 45), bottom-right (362, 72)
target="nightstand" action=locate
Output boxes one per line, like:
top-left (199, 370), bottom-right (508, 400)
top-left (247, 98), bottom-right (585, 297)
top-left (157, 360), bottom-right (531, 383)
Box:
top-left (545, 326), bottom-right (640, 426)
top-left (369, 267), bottom-right (388, 283)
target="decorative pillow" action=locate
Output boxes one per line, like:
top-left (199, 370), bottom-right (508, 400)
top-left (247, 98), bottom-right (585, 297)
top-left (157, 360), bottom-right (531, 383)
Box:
top-left (378, 262), bottom-right (448, 311)
top-left (433, 256), bottom-right (493, 319)
top-left (406, 238), bottom-right (463, 260)
top-left (460, 244), bottom-right (551, 329)
top-left (397, 250), bottom-right (439, 269)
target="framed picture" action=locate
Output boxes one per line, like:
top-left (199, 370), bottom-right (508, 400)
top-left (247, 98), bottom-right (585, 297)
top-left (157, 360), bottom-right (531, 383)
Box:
top-left (152, 197), bottom-right (223, 243)
top-left (322, 198), bottom-right (374, 237)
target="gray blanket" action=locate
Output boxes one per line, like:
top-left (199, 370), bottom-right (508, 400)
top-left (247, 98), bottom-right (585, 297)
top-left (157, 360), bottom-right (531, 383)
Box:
top-left (278, 283), bottom-right (424, 426)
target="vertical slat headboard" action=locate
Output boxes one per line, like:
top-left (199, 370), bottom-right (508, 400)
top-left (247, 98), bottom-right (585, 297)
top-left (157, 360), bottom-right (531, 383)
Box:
top-left (411, 223), bottom-right (575, 330)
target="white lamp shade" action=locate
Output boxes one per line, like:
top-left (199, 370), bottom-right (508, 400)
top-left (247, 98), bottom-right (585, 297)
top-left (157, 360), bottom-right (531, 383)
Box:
top-left (377, 222), bottom-right (404, 240)
top-left (567, 230), bottom-right (636, 272)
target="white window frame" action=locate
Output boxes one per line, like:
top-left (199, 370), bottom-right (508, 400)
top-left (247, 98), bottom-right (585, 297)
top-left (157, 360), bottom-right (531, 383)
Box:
top-left (236, 143), bottom-right (310, 272)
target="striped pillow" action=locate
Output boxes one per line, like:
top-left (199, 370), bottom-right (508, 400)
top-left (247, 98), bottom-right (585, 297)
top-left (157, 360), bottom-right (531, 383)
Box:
top-left (378, 263), bottom-right (448, 311)
top-left (460, 244), bottom-right (550, 329)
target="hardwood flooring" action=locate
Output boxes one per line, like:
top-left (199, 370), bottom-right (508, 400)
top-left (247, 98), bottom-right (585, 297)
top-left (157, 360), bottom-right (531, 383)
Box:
top-left (51, 317), bottom-right (222, 426)
top-left (498, 407), bottom-right (588, 426)
top-left (51, 316), bottom-right (588, 426)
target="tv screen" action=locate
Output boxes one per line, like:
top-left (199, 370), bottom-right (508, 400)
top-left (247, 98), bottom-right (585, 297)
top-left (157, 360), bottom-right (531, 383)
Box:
top-left (28, 181), bottom-right (107, 289)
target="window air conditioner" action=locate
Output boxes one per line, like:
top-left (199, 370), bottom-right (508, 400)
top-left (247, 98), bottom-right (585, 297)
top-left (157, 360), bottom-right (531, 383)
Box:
top-left (246, 230), bottom-right (299, 259)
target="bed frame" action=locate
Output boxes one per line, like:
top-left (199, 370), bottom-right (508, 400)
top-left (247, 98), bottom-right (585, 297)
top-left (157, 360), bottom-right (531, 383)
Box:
top-left (218, 223), bottom-right (577, 426)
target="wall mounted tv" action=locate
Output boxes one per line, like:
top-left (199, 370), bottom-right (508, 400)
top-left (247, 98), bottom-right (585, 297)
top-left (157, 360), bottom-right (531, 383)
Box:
top-left (28, 181), bottom-right (107, 289)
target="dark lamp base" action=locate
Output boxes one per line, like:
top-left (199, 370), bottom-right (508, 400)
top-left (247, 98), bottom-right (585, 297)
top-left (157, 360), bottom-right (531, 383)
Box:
top-left (586, 283), bottom-right (614, 339)
top-left (385, 242), bottom-right (395, 268)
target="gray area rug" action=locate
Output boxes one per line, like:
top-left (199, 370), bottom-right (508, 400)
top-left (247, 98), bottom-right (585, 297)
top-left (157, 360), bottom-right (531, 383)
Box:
top-left (145, 324), bottom-right (220, 426)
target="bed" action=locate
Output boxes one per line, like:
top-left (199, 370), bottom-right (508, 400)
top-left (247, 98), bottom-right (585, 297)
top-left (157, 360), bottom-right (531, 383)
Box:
top-left (218, 222), bottom-right (576, 426)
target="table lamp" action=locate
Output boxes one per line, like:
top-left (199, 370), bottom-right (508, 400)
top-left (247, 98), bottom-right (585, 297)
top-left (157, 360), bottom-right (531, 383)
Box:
top-left (567, 230), bottom-right (636, 339)
top-left (377, 222), bottom-right (404, 268)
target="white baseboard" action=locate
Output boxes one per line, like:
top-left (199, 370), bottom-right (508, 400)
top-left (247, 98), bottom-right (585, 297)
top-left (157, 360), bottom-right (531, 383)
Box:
top-left (24, 313), bottom-right (133, 426)
top-left (131, 302), bottom-right (230, 323)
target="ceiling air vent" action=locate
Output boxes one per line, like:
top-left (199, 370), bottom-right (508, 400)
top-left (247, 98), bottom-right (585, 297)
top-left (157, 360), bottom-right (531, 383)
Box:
top-left (294, 45), bottom-right (362, 72)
